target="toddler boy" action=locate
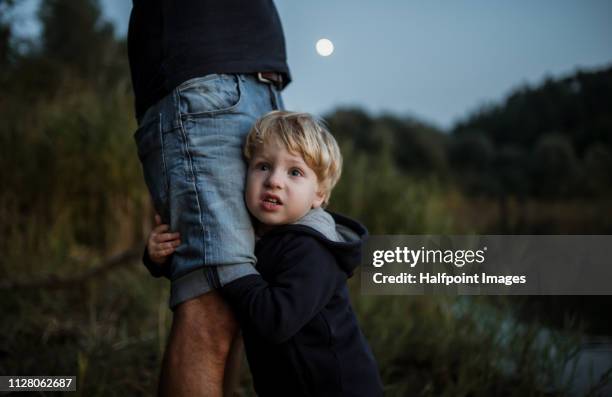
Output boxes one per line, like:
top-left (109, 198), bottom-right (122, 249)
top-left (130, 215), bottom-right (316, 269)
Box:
top-left (145, 111), bottom-right (383, 396)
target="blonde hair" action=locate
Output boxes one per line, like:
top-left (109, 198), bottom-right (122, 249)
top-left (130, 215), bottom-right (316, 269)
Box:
top-left (244, 111), bottom-right (342, 206)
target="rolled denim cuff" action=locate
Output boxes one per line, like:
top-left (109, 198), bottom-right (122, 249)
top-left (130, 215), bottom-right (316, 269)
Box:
top-left (169, 263), bottom-right (259, 310)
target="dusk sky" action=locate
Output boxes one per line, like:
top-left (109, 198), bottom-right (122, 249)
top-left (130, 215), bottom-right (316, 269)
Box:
top-left (12, 0), bottom-right (612, 129)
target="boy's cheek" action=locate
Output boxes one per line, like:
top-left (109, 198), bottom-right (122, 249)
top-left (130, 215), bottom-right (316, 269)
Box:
top-left (245, 176), bottom-right (260, 198)
top-left (244, 187), bottom-right (258, 215)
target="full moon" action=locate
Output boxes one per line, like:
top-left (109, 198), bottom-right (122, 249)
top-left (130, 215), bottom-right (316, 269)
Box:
top-left (316, 38), bottom-right (334, 57)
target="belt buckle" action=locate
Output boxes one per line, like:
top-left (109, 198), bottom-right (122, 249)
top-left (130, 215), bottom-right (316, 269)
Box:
top-left (257, 72), bottom-right (281, 89)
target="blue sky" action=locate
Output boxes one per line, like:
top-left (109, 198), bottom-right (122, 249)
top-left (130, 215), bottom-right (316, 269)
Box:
top-left (11, 0), bottom-right (612, 129)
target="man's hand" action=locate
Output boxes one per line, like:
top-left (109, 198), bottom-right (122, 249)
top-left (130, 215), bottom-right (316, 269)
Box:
top-left (147, 214), bottom-right (181, 265)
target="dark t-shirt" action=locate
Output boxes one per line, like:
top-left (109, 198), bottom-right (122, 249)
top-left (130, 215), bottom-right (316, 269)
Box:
top-left (128, 0), bottom-right (291, 120)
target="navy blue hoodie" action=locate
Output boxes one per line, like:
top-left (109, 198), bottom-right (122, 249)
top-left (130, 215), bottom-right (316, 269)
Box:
top-left (221, 209), bottom-right (383, 396)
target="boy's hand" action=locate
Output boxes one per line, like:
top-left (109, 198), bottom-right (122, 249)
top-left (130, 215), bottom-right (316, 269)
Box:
top-left (147, 214), bottom-right (181, 265)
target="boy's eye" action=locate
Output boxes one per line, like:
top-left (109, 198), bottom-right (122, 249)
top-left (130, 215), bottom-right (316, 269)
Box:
top-left (255, 163), bottom-right (270, 171)
top-left (289, 168), bottom-right (303, 177)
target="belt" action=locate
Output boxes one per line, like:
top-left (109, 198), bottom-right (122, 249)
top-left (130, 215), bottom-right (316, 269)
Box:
top-left (257, 72), bottom-right (284, 89)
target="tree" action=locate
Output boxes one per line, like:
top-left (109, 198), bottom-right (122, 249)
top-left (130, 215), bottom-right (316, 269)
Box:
top-left (0, 0), bottom-right (16, 67)
top-left (38, 0), bottom-right (121, 83)
top-left (531, 133), bottom-right (578, 197)
top-left (583, 143), bottom-right (612, 195)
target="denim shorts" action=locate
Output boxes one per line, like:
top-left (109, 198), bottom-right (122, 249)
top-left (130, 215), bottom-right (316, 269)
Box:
top-left (134, 74), bottom-right (284, 309)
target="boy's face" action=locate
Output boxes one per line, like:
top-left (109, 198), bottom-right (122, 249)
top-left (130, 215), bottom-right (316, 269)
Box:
top-left (245, 138), bottom-right (325, 227)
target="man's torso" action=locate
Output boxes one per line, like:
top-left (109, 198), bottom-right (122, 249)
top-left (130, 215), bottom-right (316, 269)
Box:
top-left (128, 0), bottom-right (290, 119)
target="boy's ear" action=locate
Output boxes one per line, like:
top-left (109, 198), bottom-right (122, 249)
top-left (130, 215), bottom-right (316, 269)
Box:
top-left (312, 189), bottom-right (325, 209)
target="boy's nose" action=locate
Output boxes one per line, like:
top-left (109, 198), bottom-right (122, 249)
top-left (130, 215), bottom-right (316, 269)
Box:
top-left (264, 171), bottom-right (283, 189)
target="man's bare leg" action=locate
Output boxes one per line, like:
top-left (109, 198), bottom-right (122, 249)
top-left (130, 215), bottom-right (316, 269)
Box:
top-left (158, 290), bottom-right (237, 397)
top-left (223, 332), bottom-right (244, 397)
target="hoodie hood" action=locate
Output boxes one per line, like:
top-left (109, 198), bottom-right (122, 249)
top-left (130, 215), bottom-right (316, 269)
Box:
top-left (292, 207), bottom-right (348, 242)
top-left (263, 208), bottom-right (368, 277)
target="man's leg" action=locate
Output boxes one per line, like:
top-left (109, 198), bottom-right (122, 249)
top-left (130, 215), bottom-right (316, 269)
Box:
top-left (143, 74), bottom-right (284, 396)
top-left (223, 332), bottom-right (244, 397)
top-left (158, 290), bottom-right (237, 397)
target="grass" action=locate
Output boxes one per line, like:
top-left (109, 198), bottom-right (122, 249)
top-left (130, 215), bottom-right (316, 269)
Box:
top-left (0, 271), bottom-right (584, 396)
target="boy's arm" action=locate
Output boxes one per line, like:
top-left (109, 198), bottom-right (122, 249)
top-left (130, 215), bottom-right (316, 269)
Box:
top-left (142, 246), bottom-right (172, 279)
top-left (142, 214), bottom-right (178, 279)
top-left (221, 236), bottom-right (342, 344)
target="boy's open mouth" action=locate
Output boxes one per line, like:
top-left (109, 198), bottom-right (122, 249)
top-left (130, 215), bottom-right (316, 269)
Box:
top-left (261, 193), bottom-right (282, 210)
top-left (262, 193), bottom-right (282, 204)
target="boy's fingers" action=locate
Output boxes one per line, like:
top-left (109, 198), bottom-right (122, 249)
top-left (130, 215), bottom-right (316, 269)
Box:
top-left (162, 241), bottom-right (178, 250)
top-left (153, 224), bottom-right (170, 234)
top-left (155, 232), bottom-right (181, 242)
top-left (165, 240), bottom-right (180, 248)
top-left (155, 214), bottom-right (162, 225)
top-left (155, 247), bottom-right (174, 257)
